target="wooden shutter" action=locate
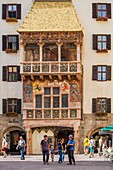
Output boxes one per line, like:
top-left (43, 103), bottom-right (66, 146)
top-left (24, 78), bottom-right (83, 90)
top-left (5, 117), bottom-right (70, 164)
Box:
top-left (92, 66), bottom-right (97, 80)
top-left (107, 66), bottom-right (111, 80)
top-left (92, 3), bottom-right (97, 18)
top-left (16, 35), bottom-right (19, 50)
top-left (92, 98), bottom-right (97, 113)
top-left (107, 98), bottom-right (111, 113)
top-left (17, 4), bottom-right (21, 19)
top-left (2, 99), bottom-right (7, 113)
top-left (17, 99), bottom-right (21, 114)
top-left (107, 4), bottom-right (111, 18)
top-left (93, 34), bottom-right (97, 50)
top-left (17, 66), bottom-right (21, 81)
top-left (2, 35), bottom-right (7, 51)
top-left (2, 66), bottom-right (7, 81)
top-left (2, 4), bottom-right (7, 19)
top-left (107, 35), bottom-right (111, 50)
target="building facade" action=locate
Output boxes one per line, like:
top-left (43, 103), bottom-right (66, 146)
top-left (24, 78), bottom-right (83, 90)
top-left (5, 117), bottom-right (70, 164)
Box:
top-left (0, 0), bottom-right (113, 154)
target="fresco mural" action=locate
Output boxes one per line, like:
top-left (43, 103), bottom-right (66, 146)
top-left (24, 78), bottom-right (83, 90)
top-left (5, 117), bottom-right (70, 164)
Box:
top-left (23, 80), bottom-right (33, 102)
top-left (70, 83), bottom-right (81, 102)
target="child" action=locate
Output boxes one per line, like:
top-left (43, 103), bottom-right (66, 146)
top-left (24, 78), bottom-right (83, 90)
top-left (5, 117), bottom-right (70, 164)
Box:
top-left (50, 145), bottom-right (54, 162)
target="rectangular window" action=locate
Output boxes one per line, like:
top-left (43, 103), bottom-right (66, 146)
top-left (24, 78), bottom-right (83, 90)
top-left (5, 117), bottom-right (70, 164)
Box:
top-left (97, 98), bottom-right (107, 113)
top-left (53, 87), bottom-right (59, 95)
top-left (97, 4), bottom-right (107, 17)
top-left (8, 66), bottom-right (17, 82)
top-left (44, 97), bottom-right (51, 108)
top-left (97, 36), bottom-right (107, 50)
top-left (44, 87), bottom-right (51, 95)
top-left (36, 95), bottom-right (42, 108)
top-left (8, 99), bottom-right (17, 112)
top-left (53, 97), bottom-right (59, 108)
top-left (8, 5), bottom-right (17, 18)
top-left (92, 3), bottom-right (111, 19)
top-left (97, 66), bottom-right (107, 81)
top-left (8, 35), bottom-right (17, 50)
top-left (62, 94), bottom-right (68, 108)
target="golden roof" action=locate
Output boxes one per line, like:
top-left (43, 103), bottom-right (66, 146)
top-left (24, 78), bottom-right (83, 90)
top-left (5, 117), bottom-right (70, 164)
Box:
top-left (17, 1), bottom-right (82, 32)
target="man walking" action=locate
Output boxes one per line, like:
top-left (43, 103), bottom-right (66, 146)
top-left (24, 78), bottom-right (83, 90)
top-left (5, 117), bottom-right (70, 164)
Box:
top-left (67, 134), bottom-right (76, 165)
top-left (18, 136), bottom-right (26, 160)
top-left (84, 136), bottom-right (89, 155)
top-left (40, 135), bottom-right (49, 165)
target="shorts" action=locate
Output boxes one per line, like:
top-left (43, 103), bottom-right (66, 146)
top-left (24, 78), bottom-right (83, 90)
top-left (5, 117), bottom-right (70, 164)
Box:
top-left (84, 146), bottom-right (89, 149)
top-left (90, 146), bottom-right (94, 153)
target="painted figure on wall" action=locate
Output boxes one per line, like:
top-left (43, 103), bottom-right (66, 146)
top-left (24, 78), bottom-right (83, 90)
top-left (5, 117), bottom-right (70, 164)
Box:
top-left (23, 80), bottom-right (33, 102)
top-left (70, 83), bottom-right (81, 102)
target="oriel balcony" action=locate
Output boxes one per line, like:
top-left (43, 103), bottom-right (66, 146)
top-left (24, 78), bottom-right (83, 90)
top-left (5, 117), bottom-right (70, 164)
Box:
top-left (20, 42), bottom-right (82, 75)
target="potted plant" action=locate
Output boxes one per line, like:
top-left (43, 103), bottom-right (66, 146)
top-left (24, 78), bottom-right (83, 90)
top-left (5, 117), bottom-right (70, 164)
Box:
top-left (6, 17), bottom-right (18, 22)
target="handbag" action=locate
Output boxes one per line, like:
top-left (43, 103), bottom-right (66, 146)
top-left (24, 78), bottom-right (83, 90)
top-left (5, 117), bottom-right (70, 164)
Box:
top-left (16, 145), bottom-right (22, 150)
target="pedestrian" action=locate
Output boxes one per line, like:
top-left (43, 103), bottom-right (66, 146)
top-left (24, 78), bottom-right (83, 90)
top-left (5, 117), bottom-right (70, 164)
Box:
top-left (5, 140), bottom-right (9, 156)
top-left (50, 145), bottom-right (54, 162)
top-left (98, 136), bottom-right (103, 156)
top-left (61, 138), bottom-right (66, 161)
top-left (18, 136), bottom-right (26, 160)
top-left (57, 139), bottom-right (62, 164)
top-left (1, 137), bottom-right (7, 158)
top-left (89, 136), bottom-right (95, 158)
top-left (40, 135), bottom-right (49, 165)
top-left (67, 134), bottom-right (76, 165)
top-left (83, 136), bottom-right (89, 155)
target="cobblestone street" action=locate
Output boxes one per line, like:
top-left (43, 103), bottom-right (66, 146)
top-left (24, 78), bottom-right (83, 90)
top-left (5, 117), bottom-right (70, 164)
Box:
top-left (0, 154), bottom-right (112, 170)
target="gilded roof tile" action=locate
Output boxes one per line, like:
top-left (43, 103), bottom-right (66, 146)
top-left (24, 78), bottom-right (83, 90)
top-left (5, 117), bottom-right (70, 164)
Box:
top-left (17, 1), bottom-right (83, 32)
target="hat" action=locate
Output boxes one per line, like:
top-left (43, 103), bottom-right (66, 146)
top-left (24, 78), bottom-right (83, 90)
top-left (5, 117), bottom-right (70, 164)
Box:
top-left (69, 134), bottom-right (73, 138)
top-left (91, 136), bottom-right (93, 139)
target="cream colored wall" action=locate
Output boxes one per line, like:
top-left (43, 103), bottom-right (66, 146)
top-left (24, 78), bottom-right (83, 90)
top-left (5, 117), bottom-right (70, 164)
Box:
top-left (0, 0), bottom-right (32, 114)
top-left (73, 0), bottom-right (113, 113)
top-left (32, 129), bottom-right (54, 154)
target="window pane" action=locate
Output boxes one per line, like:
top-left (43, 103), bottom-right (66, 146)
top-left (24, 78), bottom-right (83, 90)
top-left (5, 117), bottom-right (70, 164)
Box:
top-left (102, 5), bottom-right (106, 10)
top-left (98, 66), bottom-right (101, 71)
top-left (98, 42), bottom-right (101, 49)
top-left (44, 88), bottom-right (51, 95)
top-left (8, 36), bottom-right (13, 42)
top-left (13, 67), bottom-right (17, 72)
top-left (9, 67), bottom-right (13, 72)
top-left (98, 11), bottom-right (101, 17)
top-left (102, 11), bottom-right (106, 17)
top-left (102, 66), bottom-right (106, 71)
top-left (102, 73), bottom-right (106, 80)
top-left (102, 36), bottom-right (106, 41)
top-left (53, 97), bottom-right (59, 108)
top-left (13, 5), bottom-right (17, 11)
top-left (44, 97), bottom-right (51, 108)
top-left (103, 42), bottom-right (106, 49)
top-left (8, 5), bottom-right (12, 11)
top-left (62, 94), bottom-right (68, 108)
top-left (53, 87), bottom-right (59, 95)
top-left (98, 36), bottom-right (102, 41)
top-left (98, 73), bottom-right (101, 80)
top-left (98, 5), bottom-right (101, 10)
top-left (36, 95), bottom-right (42, 108)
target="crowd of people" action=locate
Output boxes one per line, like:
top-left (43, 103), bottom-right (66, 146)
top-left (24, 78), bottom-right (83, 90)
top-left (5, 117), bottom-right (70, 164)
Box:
top-left (1, 134), bottom-right (113, 164)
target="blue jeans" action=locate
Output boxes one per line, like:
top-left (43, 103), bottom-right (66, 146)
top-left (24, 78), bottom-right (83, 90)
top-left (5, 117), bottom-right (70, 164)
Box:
top-left (58, 149), bottom-right (62, 162)
top-left (20, 147), bottom-right (25, 160)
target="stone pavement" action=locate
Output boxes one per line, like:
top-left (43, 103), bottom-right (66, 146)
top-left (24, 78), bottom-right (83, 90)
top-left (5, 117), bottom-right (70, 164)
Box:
top-left (0, 154), bottom-right (112, 170)
top-left (0, 153), bottom-right (111, 162)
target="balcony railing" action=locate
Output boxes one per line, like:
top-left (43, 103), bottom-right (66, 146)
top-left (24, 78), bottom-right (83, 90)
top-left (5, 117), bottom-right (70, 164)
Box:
top-left (23, 109), bottom-right (81, 119)
top-left (20, 61), bottom-right (82, 74)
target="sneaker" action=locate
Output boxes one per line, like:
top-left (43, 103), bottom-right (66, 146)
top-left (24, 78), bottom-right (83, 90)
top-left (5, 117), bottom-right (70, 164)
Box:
top-left (46, 162), bottom-right (49, 165)
top-left (67, 163), bottom-right (72, 165)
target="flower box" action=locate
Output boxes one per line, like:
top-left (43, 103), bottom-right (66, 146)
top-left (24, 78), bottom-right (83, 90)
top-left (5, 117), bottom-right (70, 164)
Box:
top-left (95, 112), bottom-right (107, 116)
top-left (96, 17), bottom-right (108, 21)
top-left (6, 112), bottom-right (18, 117)
top-left (96, 49), bottom-right (108, 53)
top-left (6, 49), bottom-right (17, 53)
top-left (6, 17), bottom-right (18, 22)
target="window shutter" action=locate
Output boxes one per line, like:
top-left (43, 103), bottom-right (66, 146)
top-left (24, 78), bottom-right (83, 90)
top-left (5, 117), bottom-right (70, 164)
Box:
top-left (2, 66), bottom-right (7, 81)
top-left (107, 35), bottom-right (111, 50)
top-left (2, 35), bottom-right (7, 51)
top-left (17, 66), bottom-right (21, 81)
top-left (107, 66), bottom-right (111, 80)
top-left (92, 3), bottom-right (97, 18)
top-left (107, 4), bottom-right (111, 18)
top-left (107, 98), bottom-right (111, 113)
top-left (92, 98), bottom-right (97, 113)
top-left (17, 4), bottom-right (21, 19)
top-left (2, 99), bottom-right (7, 113)
top-left (16, 35), bottom-right (19, 50)
top-left (17, 99), bottom-right (21, 114)
top-left (92, 66), bottom-right (97, 80)
top-left (93, 34), bottom-right (97, 50)
top-left (2, 4), bottom-right (7, 19)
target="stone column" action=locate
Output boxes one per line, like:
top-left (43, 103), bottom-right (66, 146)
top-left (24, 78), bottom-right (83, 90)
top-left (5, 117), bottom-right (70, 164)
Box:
top-left (56, 42), bottom-right (63, 62)
top-left (74, 124), bottom-right (80, 154)
top-left (19, 42), bottom-right (25, 62)
top-left (76, 43), bottom-right (80, 62)
top-left (26, 128), bottom-right (32, 155)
